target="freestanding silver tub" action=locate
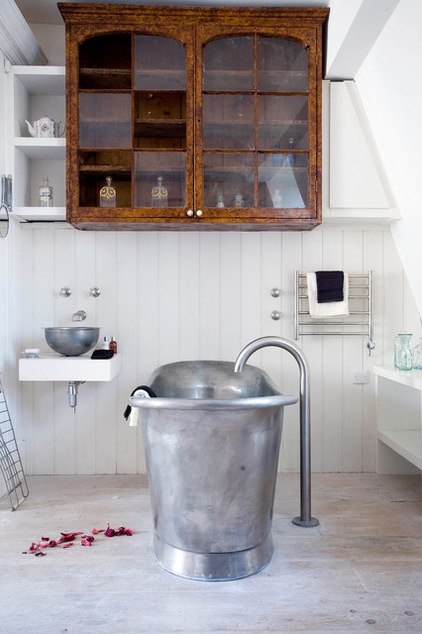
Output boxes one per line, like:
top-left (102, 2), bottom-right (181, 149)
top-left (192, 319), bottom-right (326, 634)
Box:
top-left (129, 360), bottom-right (297, 581)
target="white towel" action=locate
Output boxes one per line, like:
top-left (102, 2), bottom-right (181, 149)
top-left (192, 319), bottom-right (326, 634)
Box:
top-left (128, 388), bottom-right (153, 426)
top-left (306, 272), bottom-right (349, 318)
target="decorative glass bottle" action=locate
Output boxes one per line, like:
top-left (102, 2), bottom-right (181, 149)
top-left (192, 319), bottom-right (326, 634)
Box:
top-left (216, 193), bottom-right (225, 208)
top-left (39, 177), bottom-right (53, 207)
top-left (413, 338), bottom-right (422, 370)
top-left (99, 176), bottom-right (116, 207)
top-left (151, 176), bottom-right (168, 207)
top-left (273, 189), bottom-right (282, 208)
top-left (286, 137), bottom-right (295, 166)
top-left (233, 192), bottom-right (244, 208)
top-left (394, 332), bottom-right (413, 370)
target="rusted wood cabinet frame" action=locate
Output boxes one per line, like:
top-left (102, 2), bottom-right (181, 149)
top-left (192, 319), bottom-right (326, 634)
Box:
top-left (58, 3), bottom-right (329, 231)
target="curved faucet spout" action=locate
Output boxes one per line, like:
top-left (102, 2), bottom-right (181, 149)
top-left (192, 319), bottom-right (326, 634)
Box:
top-left (234, 336), bottom-right (318, 528)
top-left (72, 310), bottom-right (87, 322)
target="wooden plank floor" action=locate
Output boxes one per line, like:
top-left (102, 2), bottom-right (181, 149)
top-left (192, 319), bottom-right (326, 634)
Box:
top-left (1, 473), bottom-right (422, 633)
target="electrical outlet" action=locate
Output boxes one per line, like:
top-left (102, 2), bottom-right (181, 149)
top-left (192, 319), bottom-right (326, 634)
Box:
top-left (353, 370), bottom-right (369, 384)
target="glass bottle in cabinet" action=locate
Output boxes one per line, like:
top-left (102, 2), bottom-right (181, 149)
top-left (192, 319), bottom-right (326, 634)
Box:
top-left (99, 176), bottom-right (116, 207)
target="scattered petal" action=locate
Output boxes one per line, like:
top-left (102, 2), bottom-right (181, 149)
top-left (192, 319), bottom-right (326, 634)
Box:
top-left (81, 535), bottom-right (94, 546)
top-left (104, 525), bottom-right (116, 537)
top-left (23, 524), bottom-right (134, 556)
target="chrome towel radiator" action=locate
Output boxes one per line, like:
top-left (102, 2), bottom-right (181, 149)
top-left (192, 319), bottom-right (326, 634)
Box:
top-left (294, 270), bottom-right (374, 355)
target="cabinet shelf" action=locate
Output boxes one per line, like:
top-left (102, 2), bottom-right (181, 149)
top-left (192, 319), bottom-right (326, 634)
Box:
top-left (135, 120), bottom-right (186, 137)
top-left (80, 165), bottom-right (131, 173)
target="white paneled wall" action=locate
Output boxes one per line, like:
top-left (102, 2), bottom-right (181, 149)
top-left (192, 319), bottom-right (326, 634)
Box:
top-left (17, 223), bottom-right (420, 476)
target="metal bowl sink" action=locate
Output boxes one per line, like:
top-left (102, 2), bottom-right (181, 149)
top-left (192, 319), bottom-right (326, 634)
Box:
top-left (44, 327), bottom-right (100, 357)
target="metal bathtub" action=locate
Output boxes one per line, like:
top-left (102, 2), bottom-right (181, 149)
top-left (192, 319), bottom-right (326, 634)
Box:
top-left (129, 360), bottom-right (297, 581)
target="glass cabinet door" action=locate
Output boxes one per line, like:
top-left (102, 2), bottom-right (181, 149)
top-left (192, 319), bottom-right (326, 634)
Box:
top-left (77, 32), bottom-right (189, 212)
top-left (134, 35), bottom-right (188, 210)
top-left (78, 34), bottom-right (133, 208)
top-left (200, 33), bottom-right (310, 215)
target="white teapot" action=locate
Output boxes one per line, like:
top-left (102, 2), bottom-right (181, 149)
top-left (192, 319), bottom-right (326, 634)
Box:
top-left (25, 115), bottom-right (65, 138)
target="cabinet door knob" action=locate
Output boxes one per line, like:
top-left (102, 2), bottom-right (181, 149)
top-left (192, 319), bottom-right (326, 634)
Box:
top-left (196, 209), bottom-right (203, 217)
top-left (186, 209), bottom-right (194, 217)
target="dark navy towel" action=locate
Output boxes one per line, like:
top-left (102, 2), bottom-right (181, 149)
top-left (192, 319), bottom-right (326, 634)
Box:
top-left (315, 270), bottom-right (344, 303)
top-left (123, 385), bottom-right (157, 420)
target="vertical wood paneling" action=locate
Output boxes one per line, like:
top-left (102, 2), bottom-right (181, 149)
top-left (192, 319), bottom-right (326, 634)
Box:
top-left (116, 233), bottom-right (139, 474)
top-left (95, 232), bottom-right (118, 474)
top-left (53, 227), bottom-right (76, 474)
top-left (157, 234), bottom-right (180, 365)
top-left (279, 231), bottom-right (302, 472)
top-left (74, 231), bottom-right (96, 474)
top-left (320, 229), bottom-right (345, 472)
top-left (219, 233), bottom-right (242, 360)
top-left (342, 230), bottom-right (365, 472)
top-left (240, 233), bottom-right (263, 357)
top-left (33, 229), bottom-right (55, 474)
top-left (362, 229), bottom-right (385, 473)
top-left (15, 223), bottom-right (422, 476)
top-left (179, 232), bottom-right (200, 358)
top-left (301, 229), bottom-right (324, 473)
top-left (199, 233), bottom-right (221, 359)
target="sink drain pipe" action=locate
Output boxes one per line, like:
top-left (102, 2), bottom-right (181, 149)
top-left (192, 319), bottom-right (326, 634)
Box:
top-left (67, 381), bottom-right (84, 409)
top-left (234, 336), bottom-right (319, 528)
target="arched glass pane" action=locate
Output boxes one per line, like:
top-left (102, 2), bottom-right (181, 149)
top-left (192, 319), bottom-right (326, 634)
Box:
top-left (203, 37), bottom-right (254, 91)
top-left (258, 37), bottom-right (308, 92)
top-left (135, 36), bottom-right (186, 90)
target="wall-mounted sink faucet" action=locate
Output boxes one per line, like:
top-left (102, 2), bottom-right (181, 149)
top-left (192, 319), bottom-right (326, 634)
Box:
top-left (72, 310), bottom-right (87, 322)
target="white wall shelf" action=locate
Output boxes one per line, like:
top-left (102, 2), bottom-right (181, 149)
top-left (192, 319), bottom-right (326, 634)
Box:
top-left (19, 353), bottom-right (122, 382)
top-left (375, 365), bottom-right (422, 474)
top-left (12, 206), bottom-right (66, 222)
top-left (8, 65), bottom-right (66, 219)
top-left (14, 137), bottom-right (65, 160)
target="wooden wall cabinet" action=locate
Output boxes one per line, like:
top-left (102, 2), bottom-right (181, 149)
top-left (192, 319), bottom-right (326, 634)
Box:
top-left (59, 4), bottom-right (328, 231)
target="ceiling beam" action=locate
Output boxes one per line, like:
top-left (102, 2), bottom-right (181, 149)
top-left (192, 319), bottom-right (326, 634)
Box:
top-left (326, 0), bottom-right (400, 79)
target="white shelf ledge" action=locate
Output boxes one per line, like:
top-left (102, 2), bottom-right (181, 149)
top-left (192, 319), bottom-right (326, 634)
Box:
top-left (19, 353), bottom-right (122, 382)
top-left (12, 66), bottom-right (65, 93)
top-left (13, 206), bottom-right (66, 222)
top-left (377, 430), bottom-right (422, 470)
top-left (374, 365), bottom-right (422, 389)
top-left (14, 137), bottom-right (66, 159)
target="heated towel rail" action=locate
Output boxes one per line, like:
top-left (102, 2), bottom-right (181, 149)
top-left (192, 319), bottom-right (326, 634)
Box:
top-left (294, 270), bottom-right (374, 354)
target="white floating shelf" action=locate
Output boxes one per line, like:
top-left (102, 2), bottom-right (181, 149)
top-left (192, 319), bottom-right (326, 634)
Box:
top-left (13, 66), bottom-right (65, 94)
top-left (13, 206), bottom-right (66, 222)
top-left (19, 353), bottom-right (122, 382)
top-left (14, 137), bottom-right (66, 159)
